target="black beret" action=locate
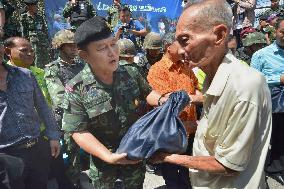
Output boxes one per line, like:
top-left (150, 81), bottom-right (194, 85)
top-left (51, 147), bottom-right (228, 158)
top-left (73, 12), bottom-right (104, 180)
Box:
top-left (74, 16), bottom-right (112, 49)
top-left (23, 0), bottom-right (38, 5)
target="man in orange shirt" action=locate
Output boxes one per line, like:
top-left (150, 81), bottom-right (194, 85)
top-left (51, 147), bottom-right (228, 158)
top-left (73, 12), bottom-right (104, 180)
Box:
top-left (147, 32), bottom-right (203, 189)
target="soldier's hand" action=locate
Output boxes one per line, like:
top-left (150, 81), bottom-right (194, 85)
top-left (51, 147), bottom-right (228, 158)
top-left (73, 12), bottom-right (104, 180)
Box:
top-left (50, 140), bottom-right (61, 158)
top-left (149, 152), bottom-right (170, 164)
top-left (107, 153), bottom-right (140, 165)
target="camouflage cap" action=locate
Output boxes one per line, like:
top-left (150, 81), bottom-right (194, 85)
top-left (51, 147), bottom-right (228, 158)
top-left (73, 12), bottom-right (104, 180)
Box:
top-left (52, 29), bottom-right (75, 49)
top-left (143, 32), bottom-right (162, 50)
top-left (242, 32), bottom-right (266, 47)
top-left (117, 39), bottom-right (137, 57)
top-left (23, 0), bottom-right (38, 5)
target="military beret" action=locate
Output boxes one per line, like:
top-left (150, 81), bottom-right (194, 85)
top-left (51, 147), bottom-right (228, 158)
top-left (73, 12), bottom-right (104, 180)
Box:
top-left (23, 0), bottom-right (38, 5)
top-left (75, 16), bottom-right (112, 49)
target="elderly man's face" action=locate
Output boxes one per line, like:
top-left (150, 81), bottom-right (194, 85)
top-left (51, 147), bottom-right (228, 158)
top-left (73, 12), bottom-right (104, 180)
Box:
top-left (276, 20), bottom-right (284, 48)
top-left (175, 9), bottom-right (217, 69)
top-left (81, 37), bottom-right (119, 73)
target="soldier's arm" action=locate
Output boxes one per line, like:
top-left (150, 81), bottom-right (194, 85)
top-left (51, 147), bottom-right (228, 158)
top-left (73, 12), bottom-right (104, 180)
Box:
top-left (44, 66), bottom-right (66, 108)
top-left (62, 88), bottom-right (139, 165)
top-left (19, 15), bottom-right (28, 38)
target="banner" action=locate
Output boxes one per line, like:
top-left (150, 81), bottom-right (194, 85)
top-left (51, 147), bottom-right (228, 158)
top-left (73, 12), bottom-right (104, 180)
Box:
top-left (44, 0), bottom-right (183, 37)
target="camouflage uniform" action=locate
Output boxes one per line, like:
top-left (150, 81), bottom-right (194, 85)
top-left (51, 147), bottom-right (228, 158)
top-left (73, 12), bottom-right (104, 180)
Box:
top-left (107, 3), bottom-right (128, 31)
top-left (0, 0), bottom-right (20, 39)
top-left (136, 32), bottom-right (163, 75)
top-left (63, 0), bottom-right (96, 30)
top-left (20, 12), bottom-right (50, 68)
top-left (118, 38), bottom-right (147, 78)
top-left (236, 32), bottom-right (267, 64)
top-left (45, 29), bottom-right (85, 185)
top-left (259, 6), bottom-right (284, 18)
top-left (62, 63), bottom-right (151, 189)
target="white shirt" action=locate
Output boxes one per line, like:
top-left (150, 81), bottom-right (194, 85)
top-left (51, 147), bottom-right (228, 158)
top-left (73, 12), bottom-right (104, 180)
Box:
top-left (191, 54), bottom-right (272, 189)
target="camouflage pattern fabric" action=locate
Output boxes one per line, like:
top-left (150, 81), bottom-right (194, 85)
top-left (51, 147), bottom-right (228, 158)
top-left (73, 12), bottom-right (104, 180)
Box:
top-left (0, 0), bottom-right (20, 39)
top-left (143, 32), bottom-right (163, 50)
top-left (117, 38), bottom-right (137, 57)
top-left (259, 6), bottom-right (284, 18)
top-left (45, 57), bottom-right (85, 185)
top-left (107, 3), bottom-right (128, 31)
top-left (62, 63), bottom-right (151, 188)
top-left (20, 12), bottom-right (50, 68)
top-left (63, 0), bottom-right (96, 29)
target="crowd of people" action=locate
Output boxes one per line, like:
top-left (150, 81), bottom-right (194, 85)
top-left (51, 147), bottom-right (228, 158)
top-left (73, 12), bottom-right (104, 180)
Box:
top-left (0, 0), bottom-right (284, 189)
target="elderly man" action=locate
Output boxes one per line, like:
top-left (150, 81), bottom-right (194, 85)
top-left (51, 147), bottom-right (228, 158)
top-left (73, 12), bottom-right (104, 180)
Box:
top-left (62, 16), bottom-right (163, 189)
top-left (251, 17), bottom-right (284, 184)
top-left (152, 1), bottom-right (272, 188)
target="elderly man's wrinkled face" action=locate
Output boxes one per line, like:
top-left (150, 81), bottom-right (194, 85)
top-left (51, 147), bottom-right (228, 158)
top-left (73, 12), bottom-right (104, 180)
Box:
top-left (175, 9), bottom-right (217, 69)
top-left (276, 20), bottom-right (284, 48)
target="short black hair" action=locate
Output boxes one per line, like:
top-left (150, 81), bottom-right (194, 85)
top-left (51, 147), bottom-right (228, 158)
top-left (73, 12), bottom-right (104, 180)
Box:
top-left (4, 37), bottom-right (21, 48)
top-left (119, 6), bottom-right (131, 14)
top-left (74, 16), bottom-right (112, 50)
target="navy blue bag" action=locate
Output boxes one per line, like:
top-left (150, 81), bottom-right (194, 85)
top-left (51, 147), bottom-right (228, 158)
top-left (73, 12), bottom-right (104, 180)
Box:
top-left (116, 90), bottom-right (189, 160)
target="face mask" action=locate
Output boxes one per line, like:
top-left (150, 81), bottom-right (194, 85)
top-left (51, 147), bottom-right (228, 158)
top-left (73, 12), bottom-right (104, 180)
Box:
top-left (12, 59), bottom-right (29, 68)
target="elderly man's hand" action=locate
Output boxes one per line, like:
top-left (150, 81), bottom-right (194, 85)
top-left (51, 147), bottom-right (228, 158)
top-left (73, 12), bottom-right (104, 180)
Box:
top-left (50, 140), bottom-right (61, 158)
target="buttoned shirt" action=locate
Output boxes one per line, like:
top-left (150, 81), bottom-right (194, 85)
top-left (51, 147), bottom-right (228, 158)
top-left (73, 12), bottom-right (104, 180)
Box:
top-left (0, 64), bottom-right (61, 149)
top-left (147, 55), bottom-right (198, 134)
top-left (191, 54), bottom-right (272, 189)
top-left (251, 42), bottom-right (284, 87)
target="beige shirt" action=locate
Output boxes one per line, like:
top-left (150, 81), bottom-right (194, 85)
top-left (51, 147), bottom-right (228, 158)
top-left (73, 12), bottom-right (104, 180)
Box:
top-left (191, 54), bottom-right (272, 189)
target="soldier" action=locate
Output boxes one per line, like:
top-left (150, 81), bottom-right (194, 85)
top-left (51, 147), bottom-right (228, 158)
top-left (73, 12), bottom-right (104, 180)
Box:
top-left (117, 38), bottom-right (147, 77)
top-left (107, 0), bottom-right (127, 31)
top-left (0, 0), bottom-right (19, 39)
top-left (44, 29), bottom-right (85, 188)
top-left (63, 0), bottom-right (96, 30)
top-left (61, 16), bottom-right (163, 189)
top-left (20, 0), bottom-right (50, 69)
top-left (259, 0), bottom-right (284, 18)
top-left (136, 32), bottom-right (163, 75)
top-left (236, 32), bottom-right (267, 65)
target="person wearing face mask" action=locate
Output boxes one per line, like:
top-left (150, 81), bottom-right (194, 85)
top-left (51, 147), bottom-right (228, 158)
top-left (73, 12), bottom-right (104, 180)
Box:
top-left (4, 36), bottom-right (51, 104)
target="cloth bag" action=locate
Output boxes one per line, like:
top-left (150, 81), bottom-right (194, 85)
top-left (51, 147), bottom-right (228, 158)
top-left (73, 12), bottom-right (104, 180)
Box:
top-left (116, 90), bottom-right (189, 160)
top-left (271, 85), bottom-right (284, 113)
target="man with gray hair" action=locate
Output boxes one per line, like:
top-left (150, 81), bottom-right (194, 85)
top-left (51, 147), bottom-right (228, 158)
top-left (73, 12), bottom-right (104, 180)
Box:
top-left (151, 1), bottom-right (272, 188)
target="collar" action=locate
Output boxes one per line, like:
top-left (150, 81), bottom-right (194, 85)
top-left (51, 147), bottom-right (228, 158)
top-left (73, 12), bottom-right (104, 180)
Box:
top-left (204, 53), bottom-right (236, 96)
top-left (58, 57), bottom-right (77, 67)
top-left (3, 62), bottom-right (18, 75)
top-left (271, 42), bottom-right (284, 54)
top-left (81, 64), bottom-right (126, 86)
top-left (163, 55), bottom-right (174, 69)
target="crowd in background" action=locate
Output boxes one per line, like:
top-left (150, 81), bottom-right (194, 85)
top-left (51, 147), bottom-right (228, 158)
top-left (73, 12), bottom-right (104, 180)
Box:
top-left (0, 0), bottom-right (284, 189)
